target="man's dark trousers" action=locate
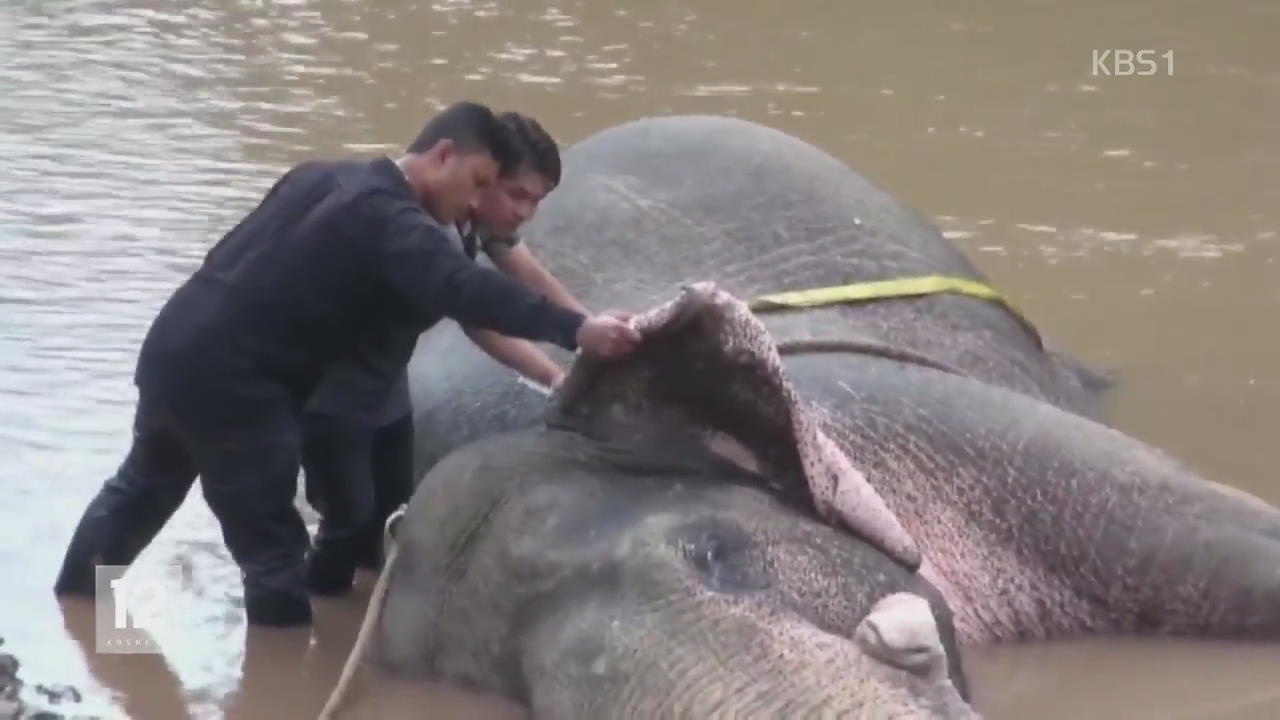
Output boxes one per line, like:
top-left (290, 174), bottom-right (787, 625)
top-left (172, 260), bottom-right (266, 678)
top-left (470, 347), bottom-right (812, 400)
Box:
top-left (53, 387), bottom-right (313, 626)
top-left (300, 410), bottom-right (414, 593)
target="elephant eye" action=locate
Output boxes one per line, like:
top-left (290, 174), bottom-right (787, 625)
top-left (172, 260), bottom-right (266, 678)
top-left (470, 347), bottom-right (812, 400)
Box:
top-left (677, 522), bottom-right (771, 593)
top-left (703, 536), bottom-right (726, 565)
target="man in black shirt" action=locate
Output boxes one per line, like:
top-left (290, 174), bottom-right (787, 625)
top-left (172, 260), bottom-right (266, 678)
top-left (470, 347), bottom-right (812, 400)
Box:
top-left (52, 101), bottom-right (640, 626)
top-left (300, 111), bottom-right (587, 595)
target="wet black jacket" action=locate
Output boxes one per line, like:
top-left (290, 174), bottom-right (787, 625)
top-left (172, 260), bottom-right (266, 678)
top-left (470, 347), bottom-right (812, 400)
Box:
top-left (302, 220), bottom-right (509, 425)
top-left (133, 156), bottom-right (585, 426)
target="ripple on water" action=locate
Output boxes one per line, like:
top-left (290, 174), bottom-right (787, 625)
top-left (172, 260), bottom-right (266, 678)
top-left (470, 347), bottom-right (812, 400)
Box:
top-left (0, 0), bottom-right (424, 712)
top-left (2, 1), bottom-right (1278, 717)
top-left (935, 216), bottom-right (1250, 263)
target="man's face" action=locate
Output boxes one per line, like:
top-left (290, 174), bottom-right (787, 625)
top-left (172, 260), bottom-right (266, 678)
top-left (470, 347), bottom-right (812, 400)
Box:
top-left (423, 143), bottom-right (500, 225)
top-left (470, 168), bottom-right (554, 237)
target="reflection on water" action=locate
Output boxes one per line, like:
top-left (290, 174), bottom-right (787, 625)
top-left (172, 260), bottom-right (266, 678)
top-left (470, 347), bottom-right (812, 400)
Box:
top-left (967, 638), bottom-right (1280, 720)
top-left (1, 0), bottom-right (1277, 717)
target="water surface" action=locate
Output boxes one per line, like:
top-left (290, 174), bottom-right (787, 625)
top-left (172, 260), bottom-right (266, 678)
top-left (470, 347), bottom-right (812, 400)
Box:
top-left (2, 1), bottom-right (1277, 717)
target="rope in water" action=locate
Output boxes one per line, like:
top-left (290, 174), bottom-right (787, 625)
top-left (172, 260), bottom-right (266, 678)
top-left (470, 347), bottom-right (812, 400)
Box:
top-left (316, 504), bottom-right (408, 720)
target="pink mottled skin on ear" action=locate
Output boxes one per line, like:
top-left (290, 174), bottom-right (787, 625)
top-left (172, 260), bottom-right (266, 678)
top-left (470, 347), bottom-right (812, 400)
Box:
top-left (627, 282), bottom-right (922, 570)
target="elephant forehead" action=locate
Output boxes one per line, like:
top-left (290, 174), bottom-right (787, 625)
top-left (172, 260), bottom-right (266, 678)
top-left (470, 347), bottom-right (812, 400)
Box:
top-left (494, 474), bottom-right (787, 597)
top-left (498, 478), bottom-right (638, 563)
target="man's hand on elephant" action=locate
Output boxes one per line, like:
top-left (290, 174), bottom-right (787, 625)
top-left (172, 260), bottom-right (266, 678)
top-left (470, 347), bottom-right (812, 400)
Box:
top-left (576, 313), bottom-right (641, 359)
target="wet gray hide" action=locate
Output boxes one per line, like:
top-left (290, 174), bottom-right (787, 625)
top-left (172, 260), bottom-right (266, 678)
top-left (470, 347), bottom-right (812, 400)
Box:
top-left (375, 283), bottom-right (979, 718)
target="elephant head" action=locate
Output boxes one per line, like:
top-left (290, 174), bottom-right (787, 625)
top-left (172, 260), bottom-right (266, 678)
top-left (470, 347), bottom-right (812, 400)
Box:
top-left (375, 284), bottom-right (977, 718)
top-left (376, 434), bottom-right (974, 717)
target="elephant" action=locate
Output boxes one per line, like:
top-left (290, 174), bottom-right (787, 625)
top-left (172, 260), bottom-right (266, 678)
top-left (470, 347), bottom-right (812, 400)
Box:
top-left (372, 114), bottom-right (1280, 714)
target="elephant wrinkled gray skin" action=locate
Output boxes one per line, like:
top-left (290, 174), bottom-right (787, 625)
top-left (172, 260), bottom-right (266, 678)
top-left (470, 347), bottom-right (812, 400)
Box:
top-left (377, 426), bottom-right (976, 717)
top-left (386, 114), bottom-right (1280, 712)
top-left (409, 116), bottom-right (1110, 485)
top-left (380, 283), bottom-right (980, 717)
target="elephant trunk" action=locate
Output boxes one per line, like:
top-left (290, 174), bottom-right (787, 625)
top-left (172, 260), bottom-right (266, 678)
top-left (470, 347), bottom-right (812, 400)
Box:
top-left (522, 590), bottom-right (978, 719)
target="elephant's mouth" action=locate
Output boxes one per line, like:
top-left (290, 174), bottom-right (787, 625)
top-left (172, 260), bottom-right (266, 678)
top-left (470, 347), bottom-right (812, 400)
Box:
top-left (548, 281), bottom-right (922, 571)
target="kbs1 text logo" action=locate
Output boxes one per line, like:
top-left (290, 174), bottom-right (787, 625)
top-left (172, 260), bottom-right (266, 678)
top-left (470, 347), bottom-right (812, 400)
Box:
top-left (94, 564), bottom-right (187, 654)
top-left (1092, 50), bottom-right (1174, 76)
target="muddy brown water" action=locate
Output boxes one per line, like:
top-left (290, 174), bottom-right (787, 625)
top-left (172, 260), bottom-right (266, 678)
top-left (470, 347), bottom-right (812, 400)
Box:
top-left (2, 1), bottom-right (1278, 718)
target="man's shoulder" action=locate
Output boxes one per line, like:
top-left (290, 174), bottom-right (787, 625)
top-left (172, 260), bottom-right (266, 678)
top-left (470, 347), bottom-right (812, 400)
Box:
top-left (372, 200), bottom-right (468, 266)
top-left (296, 156), bottom-right (457, 252)
top-left (285, 156), bottom-right (404, 201)
top-left (325, 158), bottom-right (429, 229)
top-left (290, 155), bottom-right (382, 176)
top-left (275, 158), bottom-right (363, 188)
top-left (256, 158), bottom-right (371, 216)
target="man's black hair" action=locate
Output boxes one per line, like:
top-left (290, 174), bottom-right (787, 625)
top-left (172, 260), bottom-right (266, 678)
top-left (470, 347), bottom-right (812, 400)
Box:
top-left (497, 111), bottom-right (562, 186)
top-left (406, 101), bottom-right (520, 176)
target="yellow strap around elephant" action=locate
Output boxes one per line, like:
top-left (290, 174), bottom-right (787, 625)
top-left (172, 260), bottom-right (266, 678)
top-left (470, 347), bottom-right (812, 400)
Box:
top-left (747, 275), bottom-right (1003, 311)
top-left (747, 274), bottom-right (1042, 347)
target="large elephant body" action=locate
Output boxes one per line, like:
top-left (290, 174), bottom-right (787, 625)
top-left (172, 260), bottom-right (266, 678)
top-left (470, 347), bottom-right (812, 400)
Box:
top-left (379, 115), bottom-right (1280, 715)
top-left (408, 115), bottom-right (1108, 482)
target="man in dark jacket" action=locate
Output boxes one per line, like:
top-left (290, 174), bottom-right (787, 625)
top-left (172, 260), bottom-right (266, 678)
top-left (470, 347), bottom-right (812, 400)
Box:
top-left (52, 101), bottom-right (640, 626)
top-left (300, 111), bottom-right (586, 595)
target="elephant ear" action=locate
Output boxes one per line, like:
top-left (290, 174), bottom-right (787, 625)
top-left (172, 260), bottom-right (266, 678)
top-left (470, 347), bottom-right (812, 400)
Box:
top-left (548, 281), bottom-right (922, 571)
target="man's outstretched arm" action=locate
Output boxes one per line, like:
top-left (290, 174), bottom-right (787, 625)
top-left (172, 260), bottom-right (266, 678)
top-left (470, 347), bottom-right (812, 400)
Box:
top-left (462, 237), bottom-right (593, 387)
top-left (463, 327), bottom-right (566, 389)
top-left (487, 240), bottom-right (590, 315)
top-left (379, 209), bottom-right (638, 358)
